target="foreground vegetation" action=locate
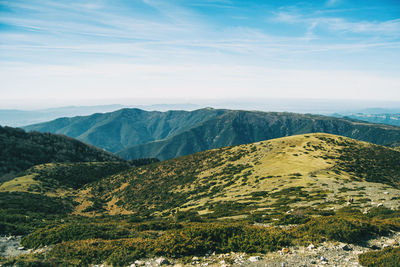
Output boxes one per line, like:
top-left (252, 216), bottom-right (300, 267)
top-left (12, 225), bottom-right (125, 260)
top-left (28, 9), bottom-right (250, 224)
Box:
top-left (2, 133), bottom-right (400, 266)
top-left (2, 206), bottom-right (400, 266)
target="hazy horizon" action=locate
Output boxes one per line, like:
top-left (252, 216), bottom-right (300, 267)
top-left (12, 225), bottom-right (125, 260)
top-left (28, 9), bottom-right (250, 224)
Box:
top-left (2, 97), bottom-right (400, 113)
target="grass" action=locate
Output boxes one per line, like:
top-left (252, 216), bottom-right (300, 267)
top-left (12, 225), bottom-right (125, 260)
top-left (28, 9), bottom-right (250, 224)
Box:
top-left (0, 174), bottom-right (39, 193)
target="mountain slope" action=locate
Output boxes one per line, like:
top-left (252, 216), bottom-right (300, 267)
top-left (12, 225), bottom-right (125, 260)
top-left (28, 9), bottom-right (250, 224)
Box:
top-left (3, 133), bottom-right (400, 266)
top-left (83, 133), bottom-right (400, 217)
top-left (117, 111), bottom-right (400, 160)
top-left (24, 108), bottom-right (227, 152)
top-left (0, 126), bottom-right (122, 181)
top-left (24, 108), bottom-right (400, 161)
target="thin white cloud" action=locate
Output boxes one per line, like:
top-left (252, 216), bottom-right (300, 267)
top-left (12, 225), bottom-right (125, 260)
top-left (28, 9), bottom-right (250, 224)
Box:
top-left (326, 0), bottom-right (340, 7)
top-left (273, 11), bottom-right (400, 37)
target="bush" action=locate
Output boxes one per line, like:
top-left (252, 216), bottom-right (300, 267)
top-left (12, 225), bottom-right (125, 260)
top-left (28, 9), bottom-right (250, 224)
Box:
top-left (21, 223), bottom-right (131, 248)
top-left (293, 217), bottom-right (382, 244)
top-left (358, 247), bottom-right (400, 267)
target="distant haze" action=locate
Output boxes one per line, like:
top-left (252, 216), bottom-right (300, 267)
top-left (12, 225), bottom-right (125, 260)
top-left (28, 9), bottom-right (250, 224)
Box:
top-left (1, 98), bottom-right (400, 127)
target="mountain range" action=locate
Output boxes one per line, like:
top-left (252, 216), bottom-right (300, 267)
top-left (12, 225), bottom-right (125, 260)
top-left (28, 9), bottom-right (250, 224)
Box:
top-left (24, 108), bottom-right (400, 160)
top-left (341, 113), bottom-right (400, 127)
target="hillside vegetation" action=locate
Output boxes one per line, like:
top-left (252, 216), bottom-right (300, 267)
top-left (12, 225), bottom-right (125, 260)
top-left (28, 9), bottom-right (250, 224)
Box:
top-left (0, 126), bottom-right (122, 182)
top-left (2, 133), bottom-right (400, 266)
top-left (24, 108), bottom-right (400, 160)
top-left (84, 133), bottom-right (400, 217)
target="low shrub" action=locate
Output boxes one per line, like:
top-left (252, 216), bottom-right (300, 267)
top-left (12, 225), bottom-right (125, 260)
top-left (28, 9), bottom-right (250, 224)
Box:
top-left (358, 247), bottom-right (400, 267)
top-left (292, 216), bottom-right (385, 244)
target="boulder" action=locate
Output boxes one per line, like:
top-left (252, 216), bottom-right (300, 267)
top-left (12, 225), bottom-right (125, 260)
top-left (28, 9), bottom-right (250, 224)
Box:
top-left (156, 257), bottom-right (170, 265)
top-left (307, 244), bottom-right (315, 250)
top-left (248, 256), bottom-right (261, 262)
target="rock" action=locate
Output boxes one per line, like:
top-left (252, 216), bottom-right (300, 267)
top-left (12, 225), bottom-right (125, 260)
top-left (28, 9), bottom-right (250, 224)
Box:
top-left (378, 203), bottom-right (384, 207)
top-left (320, 256), bottom-right (327, 262)
top-left (130, 264), bottom-right (136, 267)
top-left (248, 256), bottom-right (261, 262)
top-left (192, 256), bottom-right (199, 261)
top-left (386, 239), bottom-right (397, 246)
top-left (370, 245), bottom-right (380, 250)
top-left (384, 192), bottom-right (389, 195)
top-left (17, 246), bottom-right (24, 250)
top-left (281, 248), bottom-right (290, 254)
top-left (339, 243), bottom-right (352, 251)
top-left (134, 260), bottom-right (145, 266)
top-left (307, 244), bottom-right (315, 250)
top-left (155, 257), bottom-right (170, 265)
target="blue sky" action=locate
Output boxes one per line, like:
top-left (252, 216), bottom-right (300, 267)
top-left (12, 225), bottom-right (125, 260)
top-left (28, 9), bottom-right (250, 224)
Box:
top-left (0, 0), bottom-right (400, 108)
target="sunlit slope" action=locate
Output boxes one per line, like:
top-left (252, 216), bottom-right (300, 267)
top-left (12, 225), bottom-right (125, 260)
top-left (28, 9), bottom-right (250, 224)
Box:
top-left (0, 162), bottom-right (132, 196)
top-left (85, 133), bottom-right (400, 218)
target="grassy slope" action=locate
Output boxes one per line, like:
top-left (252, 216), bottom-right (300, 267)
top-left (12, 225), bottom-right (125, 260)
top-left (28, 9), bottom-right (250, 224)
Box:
top-left (87, 133), bottom-right (400, 218)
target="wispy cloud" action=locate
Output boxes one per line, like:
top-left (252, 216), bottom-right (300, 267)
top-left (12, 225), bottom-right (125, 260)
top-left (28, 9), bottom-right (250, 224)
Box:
top-left (1, 0), bottom-right (400, 104)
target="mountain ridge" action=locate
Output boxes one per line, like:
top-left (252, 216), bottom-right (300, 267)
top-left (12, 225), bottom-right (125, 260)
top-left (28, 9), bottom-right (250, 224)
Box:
top-left (24, 108), bottom-right (400, 160)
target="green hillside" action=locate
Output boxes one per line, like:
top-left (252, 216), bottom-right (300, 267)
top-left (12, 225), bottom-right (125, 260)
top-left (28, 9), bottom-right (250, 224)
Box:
top-left (24, 108), bottom-right (227, 152)
top-left (0, 126), bottom-right (122, 182)
top-left (117, 110), bottom-right (400, 160)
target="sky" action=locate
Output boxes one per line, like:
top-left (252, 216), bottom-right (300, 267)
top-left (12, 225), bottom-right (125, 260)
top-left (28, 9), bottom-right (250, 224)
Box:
top-left (0, 0), bottom-right (400, 108)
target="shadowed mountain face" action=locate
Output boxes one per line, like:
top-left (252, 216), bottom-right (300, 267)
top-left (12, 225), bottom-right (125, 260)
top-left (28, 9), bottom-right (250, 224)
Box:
top-left (0, 126), bottom-right (122, 181)
top-left (24, 108), bottom-right (227, 153)
top-left (24, 108), bottom-right (400, 160)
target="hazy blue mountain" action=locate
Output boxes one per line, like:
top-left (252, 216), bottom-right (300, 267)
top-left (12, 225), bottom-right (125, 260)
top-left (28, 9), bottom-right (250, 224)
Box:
top-left (341, 114), bottom-right (400, 127)
top-left (0, 105), bottom-right (124, 127)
